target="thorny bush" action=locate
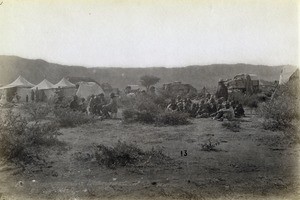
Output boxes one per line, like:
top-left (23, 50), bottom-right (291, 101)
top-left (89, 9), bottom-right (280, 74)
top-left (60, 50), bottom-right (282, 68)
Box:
top-left (0, 109), bottom-right (62, 167)
top-left (259, 81), bottom-right (299, 132)
top-left (122, 95), bottom-right (190, 125)
top-left (95, 141), bottom-right (171, 169)
top-left (156, 111), bottom-right (190, 126)
top-left (21, 102), bottom-right (53, 121)
top-left (54, 107), bottom-right (96, 127)
top-left (201, 137), bottom-right (220, 152)
top-left (229, 91), bottom-right (267, 108)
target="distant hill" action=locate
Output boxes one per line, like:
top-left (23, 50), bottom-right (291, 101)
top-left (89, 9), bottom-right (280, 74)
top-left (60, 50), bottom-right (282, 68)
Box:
top-left (0, 55), bottom-right (286, 91)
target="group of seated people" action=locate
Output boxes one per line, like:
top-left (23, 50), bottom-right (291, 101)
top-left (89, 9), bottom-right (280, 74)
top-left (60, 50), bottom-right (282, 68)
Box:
top-left (166, 94), bottom-right (245, 121)
top-left (69, 93), bottom-right (118, 118)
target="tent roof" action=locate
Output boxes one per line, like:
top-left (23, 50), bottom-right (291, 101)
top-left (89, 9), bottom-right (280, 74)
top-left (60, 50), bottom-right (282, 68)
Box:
top-left (289, 68), bottom-right (299, 82)
top-left (67, 76), bottom-right (100, 86)
top-left (0, 75), bottom-right (35, 89)
top-left (54, 77), bottom-right (76, 88)
top-left (31, 79), bottom-right (55, 90)
top-left (279, 66), bottom-right (298, 84)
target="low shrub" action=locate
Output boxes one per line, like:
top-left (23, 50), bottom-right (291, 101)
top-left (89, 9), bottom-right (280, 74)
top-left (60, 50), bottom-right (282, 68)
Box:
top-left (259, 96), bottom-right (299, 131)
top-left (118, 95), bottom-right (135, 109)
top-left (54, 107), bottom-right (95, 127)
top-left (122, 93), bottom-right (190, 126)
top-left (134, 95), bottom-right (161, 114)
top-left (157, 111), bottom-right (190, 126)
top-left (258, 80), bottom-right (299, 133)
top-left (0, 109), bottom-right (62, 167)
top-left (201, 137), bottom-right (220, 151)
top-left (21, 102), bottom-right (53, 121)
top-left (122, 108), bottom-right (138, 122)
top-left (261, 118), bottom-right (280, 131)
top-left (136, 111), bottom-right (156, 123)
top-left (95, 141), bottom-right (171, 169)
top-left (95, 142), bottom-right (143, 169)
top-left (221, 121), bottom-right (241, 132)
top-left (53, 96), bottom-right (73, 109)
top-left (229, 91), bottom-right (262, 108)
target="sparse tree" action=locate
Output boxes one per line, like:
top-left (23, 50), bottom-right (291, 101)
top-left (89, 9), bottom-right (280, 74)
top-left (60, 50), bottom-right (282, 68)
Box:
top-left (140, 75), bottom-right (160, 91)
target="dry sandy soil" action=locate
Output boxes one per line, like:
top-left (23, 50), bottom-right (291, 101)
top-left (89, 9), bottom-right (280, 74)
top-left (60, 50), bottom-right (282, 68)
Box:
top-left (0, 110), bottom-right (300, 200)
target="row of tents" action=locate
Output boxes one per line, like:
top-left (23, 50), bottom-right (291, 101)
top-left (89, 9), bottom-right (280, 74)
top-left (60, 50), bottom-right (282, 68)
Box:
top-left (0, 76), bottom-right (105, 102)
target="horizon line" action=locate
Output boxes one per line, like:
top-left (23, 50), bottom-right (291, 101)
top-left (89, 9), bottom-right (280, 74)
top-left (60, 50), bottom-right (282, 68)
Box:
top-left (0, 54), bottom-right (296, 69)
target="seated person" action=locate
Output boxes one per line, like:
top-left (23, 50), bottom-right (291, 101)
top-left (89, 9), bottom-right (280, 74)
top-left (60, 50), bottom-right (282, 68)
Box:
top-left (166, 99), bottom-right (178, 112)
top-left (234, 102), bottom-right (245, 118)
top-left (177, 101), bottom-right (184, 112)
top-left (197, 100), bottom-right (210, 118)
top-left (189, 103), bottom-right (199, 117)
top-left (213, 103), bottom-right (234, 121)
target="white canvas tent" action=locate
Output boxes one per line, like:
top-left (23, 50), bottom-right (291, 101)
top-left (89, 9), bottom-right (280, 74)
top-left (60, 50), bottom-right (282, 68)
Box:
top-left (279, 66), bottom-right (298, 85)
top-left (54, 77), bottom-right (76, 88)
top-left (53, 77), bottom-right (77, 97)
top-left (0, 75), bottom-right (35, 89)
top-left (0, 75), bottom-right (35, 102)
top-left (76, 82), bottom-right (104, 100)
top-left (31, 79), bottom-right (56, 101)
top-left (32, 79), bottom-right (54, 90)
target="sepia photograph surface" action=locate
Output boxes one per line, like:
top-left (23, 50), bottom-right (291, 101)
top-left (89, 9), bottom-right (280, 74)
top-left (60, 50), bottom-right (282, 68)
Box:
top-left (0, 0), bottom-right (299, 199)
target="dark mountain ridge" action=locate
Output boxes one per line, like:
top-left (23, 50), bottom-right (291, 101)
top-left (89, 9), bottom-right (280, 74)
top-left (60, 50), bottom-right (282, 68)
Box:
top-left (0, 55), bottom-right (284, 91)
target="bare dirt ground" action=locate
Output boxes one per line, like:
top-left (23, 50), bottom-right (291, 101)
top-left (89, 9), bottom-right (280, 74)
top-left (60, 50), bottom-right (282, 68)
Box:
top-left (0, 110), bottom-right (300, 200)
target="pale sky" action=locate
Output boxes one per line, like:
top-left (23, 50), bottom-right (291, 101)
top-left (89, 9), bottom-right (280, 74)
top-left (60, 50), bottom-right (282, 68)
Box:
top-left (0, 0), bottom-right (298, 67)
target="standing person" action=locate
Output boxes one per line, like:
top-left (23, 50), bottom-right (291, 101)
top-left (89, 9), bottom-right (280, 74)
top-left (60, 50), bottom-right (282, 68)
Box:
top-left (93, 94), bottom-right (101, 115)
top-left (215, 79), bottom-right (228, 100)
top-left (79, 98), bottom-right (87, 113)
top-left (31, 90), bottom-right (35, 102)
top-left (35, 88), bottom-right (39, 102)
top-left (94, 93), bottom-right (106, 116)
top-left (70, 95), bottom-right (79, 111)
top-left (149, 86), bottom-right (156, 97)
top-left (103, 93), bottom-right (118, 119)
top-left (87, 94), bottom-right (96, 115)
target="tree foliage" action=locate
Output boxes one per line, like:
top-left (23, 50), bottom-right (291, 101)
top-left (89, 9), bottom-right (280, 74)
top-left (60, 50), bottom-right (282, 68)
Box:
top-left (140, 75), bottom-right (160, 90)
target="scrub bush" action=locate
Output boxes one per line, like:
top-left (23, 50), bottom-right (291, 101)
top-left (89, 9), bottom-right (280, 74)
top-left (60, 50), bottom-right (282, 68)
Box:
top-left (122, 94), bottom-right (190, 125)
top-left (0, 109), bottom-right (62, 167)
top-left (53, 107), bottom-right (95, 127)
top-left (259, 80), bottom-right (299, 132)
top-left (95, 141), bottom-right (171, 169)
top-left (156, 111), bottom-right (190, 126)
